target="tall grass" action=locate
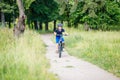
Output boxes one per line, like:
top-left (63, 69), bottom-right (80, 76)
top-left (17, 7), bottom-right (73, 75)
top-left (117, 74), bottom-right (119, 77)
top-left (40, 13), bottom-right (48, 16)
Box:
top-left (65, 27), bottom-right (120, 77)
top-left (0, 28), bottom-right (57, 80)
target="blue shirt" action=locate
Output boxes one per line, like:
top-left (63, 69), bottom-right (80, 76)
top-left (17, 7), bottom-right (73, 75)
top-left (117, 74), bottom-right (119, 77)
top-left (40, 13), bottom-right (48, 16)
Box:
top-left (55, 29), bottom-right (65, 37)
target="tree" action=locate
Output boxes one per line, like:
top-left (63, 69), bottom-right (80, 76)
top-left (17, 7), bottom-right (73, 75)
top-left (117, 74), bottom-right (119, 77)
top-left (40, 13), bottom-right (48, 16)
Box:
top-left (55, 0), bottom-right (78, 27)
top-left (4, 0), bottom-right (18, 28)
top-left (28, 0), bottom-right (59, 31)
top-left (0, 0), bottom-right (14, 27)
top-left (70, 0), bottom-right (120, 30)
top-left (13, 0), bottom-right (25, 37)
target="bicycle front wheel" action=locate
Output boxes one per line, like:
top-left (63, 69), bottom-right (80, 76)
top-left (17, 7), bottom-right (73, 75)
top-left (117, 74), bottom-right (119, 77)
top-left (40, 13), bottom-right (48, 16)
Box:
top-left (58, 44), bottom-right (62, 58)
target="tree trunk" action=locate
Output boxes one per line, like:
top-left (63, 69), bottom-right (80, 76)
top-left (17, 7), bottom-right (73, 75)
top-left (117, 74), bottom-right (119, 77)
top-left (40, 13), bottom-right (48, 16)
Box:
top-left (34, 21), bottom-right (38, 30)
top-left (61, 21), bottom-right (63, 24)
top-left (45, 22), bottom-right (49, 31)
top-left (12, 9), bottom-right (16, 26)
top-left (74, 24), bottom-right (78, 28)
top-left (53, 20), bottom-right (56, 31)
top-left (27, 20), bottom-right (31, 28)
top-left (84, 22), bottom-right (89, 31)
top-left (1, 12), bottom-right (5, 27)
top-left (8, 21), bottom-right (11, 28)
top-left (39, 22), bottom-right (43, 30)
top-left (13, 0), bottom-right (25, 37)
top-left (67, 20), bottom-right (71, 27)
top-left (31, 22), bottom-right (34, 29)
top-left (17, 0), bottom-right (25, 17)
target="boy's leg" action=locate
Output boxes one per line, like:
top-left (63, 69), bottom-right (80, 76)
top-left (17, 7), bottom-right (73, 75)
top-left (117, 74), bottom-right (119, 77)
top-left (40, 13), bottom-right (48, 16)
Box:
top-left (56, 44), bottom-right (59, 53)
top-left (62, 37), bottom-right (65, 48)
top-left (56, 36), bottom-right (60, 53)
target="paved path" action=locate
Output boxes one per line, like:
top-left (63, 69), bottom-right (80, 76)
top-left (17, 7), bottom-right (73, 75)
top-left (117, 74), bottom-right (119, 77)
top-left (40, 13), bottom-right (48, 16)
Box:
top-left (41, 34), bottom-right (120, 80)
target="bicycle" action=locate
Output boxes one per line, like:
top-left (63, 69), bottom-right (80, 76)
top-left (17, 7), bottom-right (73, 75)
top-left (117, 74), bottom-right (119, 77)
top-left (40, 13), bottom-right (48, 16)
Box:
top-left (57, 34), bottom-right (67, 58)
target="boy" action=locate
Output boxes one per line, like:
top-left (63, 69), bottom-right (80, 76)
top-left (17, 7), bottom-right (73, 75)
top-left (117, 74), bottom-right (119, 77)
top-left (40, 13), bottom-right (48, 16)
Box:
top-left (54, 23), bottom-right (67, 53)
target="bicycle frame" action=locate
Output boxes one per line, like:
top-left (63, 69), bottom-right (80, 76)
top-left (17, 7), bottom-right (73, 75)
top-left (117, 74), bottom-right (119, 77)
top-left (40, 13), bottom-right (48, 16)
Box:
top-left (58, 35), bottom-right (63, 58)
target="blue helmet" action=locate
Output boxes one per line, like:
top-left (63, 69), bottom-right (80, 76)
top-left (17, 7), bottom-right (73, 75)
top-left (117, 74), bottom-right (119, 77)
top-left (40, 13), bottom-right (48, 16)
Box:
top-left (57, 23), bottom-right (63, 27)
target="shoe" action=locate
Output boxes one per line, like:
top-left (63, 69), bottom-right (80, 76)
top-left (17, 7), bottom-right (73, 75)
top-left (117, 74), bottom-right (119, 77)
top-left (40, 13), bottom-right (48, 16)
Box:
top-left (62, 43), bottom-right (65, 48)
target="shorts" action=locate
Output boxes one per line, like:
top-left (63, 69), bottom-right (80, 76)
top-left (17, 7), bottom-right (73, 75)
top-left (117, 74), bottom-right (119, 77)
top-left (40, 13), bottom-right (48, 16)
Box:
top-left (56, 36), bottom-right (64, 43)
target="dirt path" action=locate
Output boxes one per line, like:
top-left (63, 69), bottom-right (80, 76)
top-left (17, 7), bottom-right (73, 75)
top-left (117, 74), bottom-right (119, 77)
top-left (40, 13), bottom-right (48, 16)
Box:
top-left (41, 34), bottom-right (120, 80)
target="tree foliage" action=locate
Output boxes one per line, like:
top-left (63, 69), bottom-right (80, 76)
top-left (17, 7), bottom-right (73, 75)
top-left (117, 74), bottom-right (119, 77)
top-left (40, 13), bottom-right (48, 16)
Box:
top-left (0, 0), bottom-right (120, 31)
top-left (23, 0), bottom-right (35, 10)
top-left (70, 0), bottom-right (120, 30)
top-left (27, 0), bottom-right (59, 30)
top-left (0, 1), bottom-right (14, 13)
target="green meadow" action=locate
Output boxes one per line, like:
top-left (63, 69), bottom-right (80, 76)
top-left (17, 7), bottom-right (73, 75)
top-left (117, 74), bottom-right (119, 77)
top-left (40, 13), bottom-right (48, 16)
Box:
top-left (64, 27), bottom-right (120, 77)
top-left (0, 28), bottom-right (57, 80)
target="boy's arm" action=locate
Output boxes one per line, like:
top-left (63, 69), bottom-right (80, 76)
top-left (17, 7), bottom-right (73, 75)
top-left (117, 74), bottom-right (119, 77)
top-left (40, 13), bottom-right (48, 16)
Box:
top-left (63, 31), bottom-right (68, 36)
top-left (63, 29), bottom-right (68, 36)
top-left (54, 29), bottom-right (57, 36)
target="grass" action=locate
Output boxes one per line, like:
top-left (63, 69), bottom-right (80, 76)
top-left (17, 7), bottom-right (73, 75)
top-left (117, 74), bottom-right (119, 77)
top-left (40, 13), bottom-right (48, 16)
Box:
top-left (0, 28), bottom-right (57, 80)
top-left (64, 27), bottom-right (120, 77)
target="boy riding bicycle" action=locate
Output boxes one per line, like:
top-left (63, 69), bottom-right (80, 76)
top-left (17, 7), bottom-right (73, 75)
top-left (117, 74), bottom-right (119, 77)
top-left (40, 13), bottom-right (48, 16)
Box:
top-left (54, 23), bottom-right (68, 53)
